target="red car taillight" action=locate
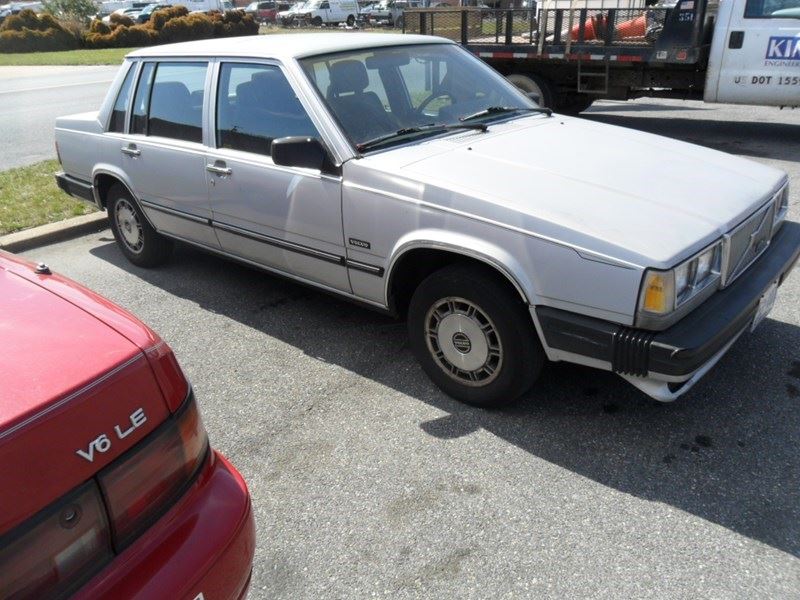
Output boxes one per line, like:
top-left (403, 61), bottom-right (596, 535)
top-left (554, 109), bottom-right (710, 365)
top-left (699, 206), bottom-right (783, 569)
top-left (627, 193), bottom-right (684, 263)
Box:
top-left (0, 482), bottom-right (113, 600)
top-left (0, 395), bottom-right (209, 599)
top-left (98, 396), bottom-right (208, 550)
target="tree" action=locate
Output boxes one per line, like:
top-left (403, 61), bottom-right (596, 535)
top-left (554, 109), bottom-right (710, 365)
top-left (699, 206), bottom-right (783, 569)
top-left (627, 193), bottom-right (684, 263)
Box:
top-left (43, 0), bottom-right (98, 21)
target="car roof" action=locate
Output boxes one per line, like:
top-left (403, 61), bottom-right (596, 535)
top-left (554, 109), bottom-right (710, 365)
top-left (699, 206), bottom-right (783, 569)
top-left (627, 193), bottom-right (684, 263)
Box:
top-left (126, 32), bottom-right (453, 60)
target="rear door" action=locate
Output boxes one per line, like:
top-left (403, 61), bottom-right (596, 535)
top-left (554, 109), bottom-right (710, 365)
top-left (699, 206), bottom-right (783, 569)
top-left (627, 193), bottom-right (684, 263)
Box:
top-left (706, 0), bottom-right (800, 106)
top-left (122, 60), bottom-right (220, 248)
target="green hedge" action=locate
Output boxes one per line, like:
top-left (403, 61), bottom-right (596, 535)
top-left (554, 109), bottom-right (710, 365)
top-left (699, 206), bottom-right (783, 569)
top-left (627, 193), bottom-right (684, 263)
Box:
top-left (0, 7), bottom-right (258, 53)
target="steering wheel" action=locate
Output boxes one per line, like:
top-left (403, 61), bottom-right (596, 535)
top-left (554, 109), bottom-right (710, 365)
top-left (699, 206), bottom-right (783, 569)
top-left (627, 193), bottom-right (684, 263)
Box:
top-left (415, 91), bottom-right (453, 117)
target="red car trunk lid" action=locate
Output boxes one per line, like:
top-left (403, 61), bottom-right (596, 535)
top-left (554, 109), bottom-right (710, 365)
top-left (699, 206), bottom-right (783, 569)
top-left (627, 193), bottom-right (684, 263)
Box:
top-left (0, 259), bottom-right (171, 533)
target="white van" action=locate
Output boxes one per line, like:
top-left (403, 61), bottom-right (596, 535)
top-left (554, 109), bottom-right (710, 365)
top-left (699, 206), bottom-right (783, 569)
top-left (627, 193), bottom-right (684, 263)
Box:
top-left (184, 0), bottom-right (236, 12)
top-left (296, 0), bottom-right (358, 26)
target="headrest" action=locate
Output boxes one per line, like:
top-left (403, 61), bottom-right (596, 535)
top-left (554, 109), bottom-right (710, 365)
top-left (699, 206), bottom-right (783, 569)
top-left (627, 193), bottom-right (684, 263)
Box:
top-left (328, 60), bottom-right (368, 96)
top-left (151, 81), bottom-right (191, 106)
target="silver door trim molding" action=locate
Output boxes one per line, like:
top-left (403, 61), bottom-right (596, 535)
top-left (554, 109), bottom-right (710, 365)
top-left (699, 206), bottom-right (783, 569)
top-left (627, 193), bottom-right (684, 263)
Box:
top-left (213, 220), bottom-right (345, 265)
top-left (139, 199), bottom-right (212, 225)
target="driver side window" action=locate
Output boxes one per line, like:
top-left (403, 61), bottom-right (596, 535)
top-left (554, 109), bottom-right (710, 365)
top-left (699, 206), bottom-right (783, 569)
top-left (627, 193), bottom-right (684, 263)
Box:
top-left (216, 63), bottom-right (319, 157)
top-left (398, 57), bottom-right (451, 115)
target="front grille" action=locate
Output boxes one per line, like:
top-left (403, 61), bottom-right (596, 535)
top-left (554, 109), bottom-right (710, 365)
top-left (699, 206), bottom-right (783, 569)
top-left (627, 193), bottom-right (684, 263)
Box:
top-left (611, 327), bottom-right (655, 376)
top-left (722, 201), bottom-right (775, 287)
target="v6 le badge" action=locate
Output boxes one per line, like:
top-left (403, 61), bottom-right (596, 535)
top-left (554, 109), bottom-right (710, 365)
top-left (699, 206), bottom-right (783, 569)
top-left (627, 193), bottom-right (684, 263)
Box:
top-left (76, 408), bottom-right (147, 462)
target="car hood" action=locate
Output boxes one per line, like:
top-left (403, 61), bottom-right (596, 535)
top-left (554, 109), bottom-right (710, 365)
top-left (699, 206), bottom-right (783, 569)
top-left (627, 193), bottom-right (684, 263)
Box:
top-left (367, 115), bottom-right (787, 267)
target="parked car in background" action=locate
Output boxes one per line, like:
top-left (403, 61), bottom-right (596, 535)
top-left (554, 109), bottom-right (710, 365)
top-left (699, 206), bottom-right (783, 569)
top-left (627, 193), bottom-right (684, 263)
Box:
top-left (102, 6), bottom-right (142, 22)
top-left (277, 0), bottom-right (306, 24)
top-left (0, 251), bottom-right (255, 598)
top-left (366, 0), bottom-right (419, 27)
top-left (184, 0), bottom-right (237, 12)
top-left (136, 2), bottom-right (171, 22)
top-left (53, 34), bottom-right (800, 408)
top-left (295, 0), bottom-right (358, 25)
top-left (244, 0), bottom-right (282, 22)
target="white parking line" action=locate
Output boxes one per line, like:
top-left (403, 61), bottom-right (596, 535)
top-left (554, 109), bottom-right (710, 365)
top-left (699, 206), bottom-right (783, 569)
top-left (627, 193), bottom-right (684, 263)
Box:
top-left (0, 79), bottom-right (114, 95)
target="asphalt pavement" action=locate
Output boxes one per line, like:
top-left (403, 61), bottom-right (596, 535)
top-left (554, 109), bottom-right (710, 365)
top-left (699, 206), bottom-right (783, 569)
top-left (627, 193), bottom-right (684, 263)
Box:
top-left (0, 65), bottom-right (120, 170)
top-left (19, 99), bottom-right (800, 598)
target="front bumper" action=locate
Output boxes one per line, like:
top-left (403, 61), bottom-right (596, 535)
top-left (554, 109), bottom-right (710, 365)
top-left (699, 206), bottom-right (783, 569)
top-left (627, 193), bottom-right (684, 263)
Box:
top-left (75, 451), bottom-right (255, 600)
top-left (536, 220), bottom-right (800, 401)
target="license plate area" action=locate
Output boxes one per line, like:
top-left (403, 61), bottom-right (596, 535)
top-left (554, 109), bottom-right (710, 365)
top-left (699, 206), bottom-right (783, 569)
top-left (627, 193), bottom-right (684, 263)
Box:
top-left (751, 280), bottom-right (778, 332)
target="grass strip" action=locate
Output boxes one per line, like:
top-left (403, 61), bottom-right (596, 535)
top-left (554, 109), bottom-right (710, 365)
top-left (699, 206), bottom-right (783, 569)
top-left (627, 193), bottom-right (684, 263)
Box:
top-left (0, 160), bottom-right (97, 235)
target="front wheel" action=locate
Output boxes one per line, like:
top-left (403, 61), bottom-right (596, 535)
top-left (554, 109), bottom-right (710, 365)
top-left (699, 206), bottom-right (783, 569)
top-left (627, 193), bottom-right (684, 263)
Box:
top-left (346, 14), bottom-right (355, 25)
top-left (108, 184), bottom-right (173, 268)
top-left (311, 15), bottom-right (322, 25)
top-left (407, 265), bottom-right (543, 408)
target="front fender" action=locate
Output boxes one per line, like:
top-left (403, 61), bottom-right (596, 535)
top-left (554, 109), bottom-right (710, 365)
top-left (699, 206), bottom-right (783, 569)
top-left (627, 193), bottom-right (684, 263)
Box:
top-left (385, 229), bottom-right (539, 307)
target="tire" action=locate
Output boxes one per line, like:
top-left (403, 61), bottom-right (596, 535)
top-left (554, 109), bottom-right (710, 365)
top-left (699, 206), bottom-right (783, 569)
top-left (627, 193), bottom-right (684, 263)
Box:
top-left (407, 264), bottom-right (544, 408)
top-left (558, 93), bottom-right (595, 116)
top-left (506, 72), bottom-right (555, 110)
top-left (346, 14), bottom-right (355, 26)
top-left (107, 183), bottom-right (173, 268)
top-left (311, 15), bottom-right (322, 25)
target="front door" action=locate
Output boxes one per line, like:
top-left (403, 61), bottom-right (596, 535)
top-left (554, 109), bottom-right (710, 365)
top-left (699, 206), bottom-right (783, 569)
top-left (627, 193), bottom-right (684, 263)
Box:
top-left (206, 61), bottom-right (350, 292)
top-left (708, 0), bottom-right (800, 106)
top-left (122, 60), bottom-right (220, 247)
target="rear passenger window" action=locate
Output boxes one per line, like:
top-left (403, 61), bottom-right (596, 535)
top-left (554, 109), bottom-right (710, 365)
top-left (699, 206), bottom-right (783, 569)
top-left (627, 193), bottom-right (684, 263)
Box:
top-left (216, 63), bottom-right (318, 157)
top-left (108, 63), bottom-right (136, 133)
top-left (147, 62), bottom-right (207, 143)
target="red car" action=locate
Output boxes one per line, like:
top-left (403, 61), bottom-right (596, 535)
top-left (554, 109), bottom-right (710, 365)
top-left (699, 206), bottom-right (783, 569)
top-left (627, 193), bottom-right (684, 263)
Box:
top-left (0, 251), bottom-right (255, 599)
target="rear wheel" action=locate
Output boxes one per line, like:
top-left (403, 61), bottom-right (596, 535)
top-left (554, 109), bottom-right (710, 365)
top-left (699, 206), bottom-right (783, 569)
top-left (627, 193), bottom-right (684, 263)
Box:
top-left (346, 14), bottom-right (355, 25)
top-left (506, 72), bottom-right (555, 109)
top-left (107, 183), bottom-right (172, 268)
top-left (407, 264), bottom-right (543, 408)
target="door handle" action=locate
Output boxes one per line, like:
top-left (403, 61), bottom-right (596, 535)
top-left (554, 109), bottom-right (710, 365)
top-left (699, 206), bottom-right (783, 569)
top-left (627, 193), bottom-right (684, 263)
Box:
top-left (206, 164), bottom-right (232, 176)
top-left (729, 31), bottom-right (744, 49)
top-left (121, 146), bottom-right (141, 157)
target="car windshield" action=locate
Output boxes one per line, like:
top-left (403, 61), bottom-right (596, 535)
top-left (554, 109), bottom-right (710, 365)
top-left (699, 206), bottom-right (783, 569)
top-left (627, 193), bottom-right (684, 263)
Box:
top-left (745, 0), bottom-right (800, 16)
top-left (300, 43), bottom-right (537, 151)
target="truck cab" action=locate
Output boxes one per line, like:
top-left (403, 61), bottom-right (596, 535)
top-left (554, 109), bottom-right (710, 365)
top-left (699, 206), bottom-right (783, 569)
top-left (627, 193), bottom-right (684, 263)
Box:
top-left (705, 0), bottom-right (800, 106)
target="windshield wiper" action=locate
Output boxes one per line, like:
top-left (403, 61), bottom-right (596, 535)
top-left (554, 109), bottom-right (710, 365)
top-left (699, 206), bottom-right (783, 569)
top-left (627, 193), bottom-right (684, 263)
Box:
top-left (356, 123), bottom-right (488, 153)
top-left (460, 106), bottom-right (553, 123)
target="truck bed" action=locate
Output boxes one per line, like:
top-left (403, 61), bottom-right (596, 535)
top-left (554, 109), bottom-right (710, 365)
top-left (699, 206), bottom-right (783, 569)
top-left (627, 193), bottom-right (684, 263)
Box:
top-left (405, 1), bottom-right (711, 63)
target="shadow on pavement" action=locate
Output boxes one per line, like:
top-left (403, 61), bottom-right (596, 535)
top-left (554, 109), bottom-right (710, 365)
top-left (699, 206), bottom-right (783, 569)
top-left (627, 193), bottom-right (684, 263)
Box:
top-left (91, 241), bottom-right (800, 558)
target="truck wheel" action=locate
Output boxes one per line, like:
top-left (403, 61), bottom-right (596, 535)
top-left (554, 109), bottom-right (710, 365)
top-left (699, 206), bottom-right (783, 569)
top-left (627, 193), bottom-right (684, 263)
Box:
top-left (506, 73), bottom-right (555, 110)
top-left (559, 93), bottom-right (595, 116)
top-left (407, 264), bottom-right (543, 408)
top-left (346, 14), bottom-right (355, 25)
top-left (108, 184), bottom-right (173, 268)
top-left (311, 15), bottom-right (322, 25)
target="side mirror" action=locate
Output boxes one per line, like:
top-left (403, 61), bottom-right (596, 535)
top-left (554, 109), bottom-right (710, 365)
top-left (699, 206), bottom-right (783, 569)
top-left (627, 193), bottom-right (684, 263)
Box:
top-left (526, 91), bottom-right (542, 106)
top-left (271, 136), bottom-right (333, 172)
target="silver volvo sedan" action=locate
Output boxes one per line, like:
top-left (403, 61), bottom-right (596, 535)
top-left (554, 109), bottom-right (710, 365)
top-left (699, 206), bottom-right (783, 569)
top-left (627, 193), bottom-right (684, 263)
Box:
top-left (54, 33), bottom-right (800, 407)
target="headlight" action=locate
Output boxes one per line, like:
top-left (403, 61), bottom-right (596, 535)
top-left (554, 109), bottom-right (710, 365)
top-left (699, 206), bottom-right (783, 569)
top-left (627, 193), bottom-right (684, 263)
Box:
top-left (773, 183), bottom-right (789, 230)
top-left (639, 241), bottom-right (722, 316)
